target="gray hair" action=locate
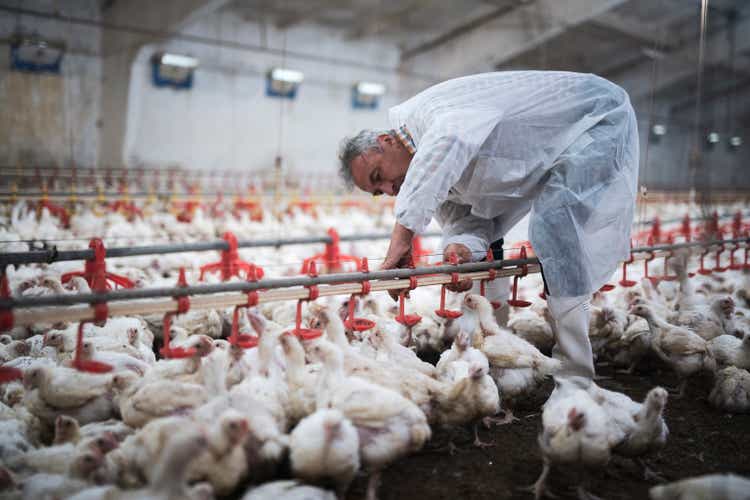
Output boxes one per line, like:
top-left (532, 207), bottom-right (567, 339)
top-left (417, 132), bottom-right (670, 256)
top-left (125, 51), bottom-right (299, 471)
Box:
top-left (338, 129), bottom-right (394, 190)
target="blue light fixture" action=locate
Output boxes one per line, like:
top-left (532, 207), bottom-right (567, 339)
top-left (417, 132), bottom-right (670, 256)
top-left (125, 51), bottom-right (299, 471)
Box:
top-left (151, 52), bottom-right (198, 90)
top-left (10, 34), bottom-right (64, 74)
top-left (352, 81), bottom-right (386, 109)
top-left (266, 68), bottom-right (304, 99)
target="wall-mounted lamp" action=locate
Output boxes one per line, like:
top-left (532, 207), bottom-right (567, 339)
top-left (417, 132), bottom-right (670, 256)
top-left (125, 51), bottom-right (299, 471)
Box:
top-left (705, 131), bottom-right (720, 150)
top-left (10, 34), bottom-right (64, 74)
top-left (729, 136), bottom-right (742, 149)
top-left (266, 68), bottom-right (304, 99)
top-left (352, 81), bottom-right (386, 109)
top-left (651, 124), bottom-right (667, 138)
top-left (151, 52), bottom-right (198, 90)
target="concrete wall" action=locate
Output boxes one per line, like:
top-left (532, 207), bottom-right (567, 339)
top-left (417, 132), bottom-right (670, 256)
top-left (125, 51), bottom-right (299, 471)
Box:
top-left (632, 100), bottom-right (750, 191)
top-left (0, 0), bottom-right (101, 168)
top-left (121, 8), bottom-right (429, 184)
top-left (2, 2), bottom-right (747, 192)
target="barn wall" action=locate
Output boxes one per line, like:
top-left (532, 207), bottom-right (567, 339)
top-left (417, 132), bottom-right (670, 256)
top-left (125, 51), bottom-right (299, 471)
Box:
top-left (120, 8), bottom-right (430, 185)
top-left (0, 0), bottom-right (101, 169)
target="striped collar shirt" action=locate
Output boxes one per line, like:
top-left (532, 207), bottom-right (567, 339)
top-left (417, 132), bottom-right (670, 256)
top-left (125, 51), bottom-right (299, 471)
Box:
top-left (394, 125), bottom-right (416, 154)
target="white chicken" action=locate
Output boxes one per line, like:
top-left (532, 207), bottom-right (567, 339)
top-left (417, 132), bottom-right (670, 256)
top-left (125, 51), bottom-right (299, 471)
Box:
top-left (310, 340), bottom-right (430, 500)
top-left (708, 366), bottom-right (750, 413)
top-left (17, 446), bottom-right (106, 500)
top-left (192, 383), bottom-right (288, 483)
top-left (0, 408), bottom-right (37, 464)
top-left (588, 384), bottom-right (669, 480)
top-left (70, 428), bottom-right (213, 500)
top-left (278, 333), bottom-right (320, 425)
top-left (366, 321), bottom-right (436, 377)
top-left (114, 372), bottom-right (208, 428)
top-left (433, 331), bottom-right (500, 447)
top-left (53, 415), bottom-right (132, 445)
top-left (669, 295), bottom-right (732, 341)
top-left (605, 314), bottom-right (652, 373)
top-left (307, 305), bottom-right (444, 421)
top-left (0, 340), bottom-right (30, 364)
top-left (707, 333), bottom-right (750, 369)
top-left (508, 306), bottom-right (555, 353)
top-left (289, 409), bottom-right (360, 499)
top-left (649, 473), bottom-right (750, 500)
top-left (22, 365), bottom-right (116, 423)
top-left (242, 480), bottom-right (336, 500)
top-left (531, 377), bottom-right (616, 500)
top-left (462, 294), bottom-right (560, 423)
top-left (80, 341), bottom-right (151, 375)
top-left (630, 304), bottom-right (716, 396)
top-left (9, 433), bottom-right (118, 477)
top-left (170, 308), bottom-right (223, 339)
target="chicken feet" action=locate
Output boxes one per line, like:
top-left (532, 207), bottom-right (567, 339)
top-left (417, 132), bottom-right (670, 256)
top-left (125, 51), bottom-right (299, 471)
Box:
top-left (473, 424), bottom-right (495, 449)
top-left (483, 409), bottom-right (519, 427)
top-left (519, 458), bottom-right (558, 500)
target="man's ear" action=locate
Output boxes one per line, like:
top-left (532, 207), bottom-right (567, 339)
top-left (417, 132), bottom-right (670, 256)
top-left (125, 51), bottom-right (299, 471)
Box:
top-left (377, 134), bottom-right (394, 148)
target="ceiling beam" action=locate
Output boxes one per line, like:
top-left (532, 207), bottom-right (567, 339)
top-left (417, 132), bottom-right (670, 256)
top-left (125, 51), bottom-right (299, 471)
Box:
top-left (589, 10), bottom-right (686, 50)
top-left (274, 0), bottom-right (351, 29)
top-left (345, 0), bottom-right (431, 40)
top-left (615, 11), bottom-right (750, 104)
top-left (399, 0), bottom-right (628, 79)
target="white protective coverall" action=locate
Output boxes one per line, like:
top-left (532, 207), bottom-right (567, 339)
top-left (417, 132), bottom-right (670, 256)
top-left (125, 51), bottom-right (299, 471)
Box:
top-left (389, 71), bottom-right (639, 379)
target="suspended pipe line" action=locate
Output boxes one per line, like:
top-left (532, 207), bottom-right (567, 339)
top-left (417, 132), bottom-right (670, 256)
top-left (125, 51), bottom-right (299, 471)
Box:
top-left (2, 256), bottom-right (540, 310)
top-left (2, 237), bottom-right (748, 316)
top-left (0, 231), bottom-right (443, 267)
top-left (2, 205), bottom-right (747, 267)
top-left (0, 191), bottom-right (380, 200)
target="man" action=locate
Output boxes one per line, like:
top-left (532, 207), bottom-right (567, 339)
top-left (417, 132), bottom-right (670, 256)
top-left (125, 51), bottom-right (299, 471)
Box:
top-left (338, 71), bottom-right (639, 382)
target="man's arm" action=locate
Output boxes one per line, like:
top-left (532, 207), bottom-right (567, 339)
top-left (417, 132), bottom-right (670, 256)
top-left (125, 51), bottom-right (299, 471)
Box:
top-left (437, 200), bottom-right (497, 292)
top-left (395, 132), bottom-right (483, 235)
top-left (382, 132), bottom-right (483, 270)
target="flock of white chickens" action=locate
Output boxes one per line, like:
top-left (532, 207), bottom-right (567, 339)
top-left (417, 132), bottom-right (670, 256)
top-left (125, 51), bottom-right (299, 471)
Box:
top-left (0, 199), bottom-right (749, 500)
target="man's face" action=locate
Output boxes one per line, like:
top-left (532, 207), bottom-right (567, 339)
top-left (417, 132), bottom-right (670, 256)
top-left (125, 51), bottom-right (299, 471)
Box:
top-left (350, 134), bottom-right (412, 197)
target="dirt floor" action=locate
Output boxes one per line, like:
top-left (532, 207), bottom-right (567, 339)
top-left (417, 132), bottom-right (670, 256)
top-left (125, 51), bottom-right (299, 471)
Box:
top-left (343, 359), bottom-right (750, 500)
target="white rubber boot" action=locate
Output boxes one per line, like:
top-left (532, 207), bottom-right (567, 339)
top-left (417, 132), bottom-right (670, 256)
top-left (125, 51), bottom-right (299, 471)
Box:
top-left (547, 294), bottom-right (595, 382)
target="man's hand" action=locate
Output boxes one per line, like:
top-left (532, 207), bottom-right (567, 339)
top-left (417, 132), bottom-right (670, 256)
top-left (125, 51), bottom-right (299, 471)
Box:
top-left (381, 223), bottom-right (415, 301)
top-left (444, 243), bottom-right (474, 293)
top-left (381, 223), bottom-right (415, 270)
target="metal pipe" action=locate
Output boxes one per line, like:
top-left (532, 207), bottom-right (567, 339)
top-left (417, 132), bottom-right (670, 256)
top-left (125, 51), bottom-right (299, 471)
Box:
top-left (3, 236), bottom-right (748, 327)
top-left (0, 256), bottom-right (539, 310)
top-left (9, 266), bottom-right (541, 327)
top-left (0, 231), bottom-right (442, 267)
top-left (4, 235), bottom-right (748, 311)
top-left (631, 237), bottom-right (749, 254)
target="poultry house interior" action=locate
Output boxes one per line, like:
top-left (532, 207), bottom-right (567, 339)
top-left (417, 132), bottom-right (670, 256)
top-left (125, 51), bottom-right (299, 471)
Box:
top-left (1, 1), bottom-right (750, 499)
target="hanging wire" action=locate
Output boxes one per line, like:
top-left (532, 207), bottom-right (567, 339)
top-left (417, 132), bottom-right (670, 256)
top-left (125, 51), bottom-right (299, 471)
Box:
top-left (691, 0), bottom-right (711, 228)
top-left (724, 8), bottom-right (738, 150)
top-left (637, 22), bottom-right (667, 229)
top-left (273, 13), bottom-right (289, 235)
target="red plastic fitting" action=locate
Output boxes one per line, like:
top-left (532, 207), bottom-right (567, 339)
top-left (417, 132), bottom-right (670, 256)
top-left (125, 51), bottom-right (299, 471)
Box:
top-left (344, 258), bottom-right (375, 332)
top-left (301, 228), bottom-right (360, 275)
top-left (199, 232), bottom-right (264, 282)
top-left (160, 268), bottom-right (196, 359)
top-left (435, 253), bottom-right (463, 319)
top-left (713, 243), bottom-right (728, 273)
top-left (0, 274), bottom-right (13, 333)
top-left (506, 246), bottom-right (532, 308)
top-left (285, 261), bottom-right (323, 340)
top-left (619, 242), bottom-right (637, 287)
top-left (480, 249), bottom-right (502, 309)
top-left (61, 238), bottom-right (135, 290)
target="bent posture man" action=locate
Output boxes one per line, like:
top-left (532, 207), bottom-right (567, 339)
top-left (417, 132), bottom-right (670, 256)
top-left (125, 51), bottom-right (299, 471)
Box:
top-left (338, 71), bottom-right (639, 382)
